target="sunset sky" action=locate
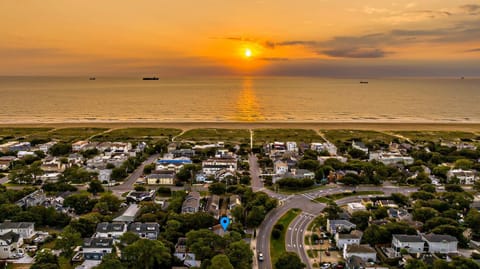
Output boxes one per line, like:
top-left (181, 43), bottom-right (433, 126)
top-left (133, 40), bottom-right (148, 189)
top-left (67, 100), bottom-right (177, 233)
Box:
top-left (1, 1), bottom-right (479, 77)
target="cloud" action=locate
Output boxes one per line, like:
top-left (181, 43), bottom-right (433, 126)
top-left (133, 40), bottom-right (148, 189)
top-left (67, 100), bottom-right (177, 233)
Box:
top-left (0, 47), bottom-right (65, 58)
top-left (460, 4), bottom-right (480, 15)
top-left (321, 48), bottom-right (387, 58)
top-left (465, 48), bottom-right (480, 52)
top-left (258, 57), bottom-right (289, 61)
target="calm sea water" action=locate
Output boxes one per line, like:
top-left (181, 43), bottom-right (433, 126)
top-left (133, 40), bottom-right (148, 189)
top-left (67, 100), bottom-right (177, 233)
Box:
top-left (0, 77), bottom-right (479, 123)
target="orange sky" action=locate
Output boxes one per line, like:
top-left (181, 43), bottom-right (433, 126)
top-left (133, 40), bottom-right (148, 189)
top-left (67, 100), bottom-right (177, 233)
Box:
top-left (1, 0), bottom-right (479, 76)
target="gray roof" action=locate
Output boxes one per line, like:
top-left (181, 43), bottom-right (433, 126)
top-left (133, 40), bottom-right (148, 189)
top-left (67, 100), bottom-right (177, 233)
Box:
top-left (329, 219), bottom-right (356, 228)
top-left (127, 222), bottom-right (160, 234)
top-left (0, 231), bottom-right (21, 244)
top-left (182, 192), bottom-right (200, 210)
top-left (0, 221), bottom-right (34, 230)
top-left (393, 234), bottom-right (423, 243)
top-left (346, 244), bottom-right (376, 254)
top-left (422, 234), bottom-right (458, 243)
top-left (96, 222), bottom-right (125, 233)
top-left (83, 238), bottom-right (114, 248)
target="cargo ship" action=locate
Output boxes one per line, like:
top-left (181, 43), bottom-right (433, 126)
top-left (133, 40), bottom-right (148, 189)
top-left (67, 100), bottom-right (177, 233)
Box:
top-left (142, 77), bottom-right (159, 80)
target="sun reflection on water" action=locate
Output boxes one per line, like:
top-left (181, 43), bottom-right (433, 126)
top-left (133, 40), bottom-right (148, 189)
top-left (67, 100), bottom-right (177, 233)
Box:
top-left (234, 78), bottom-right (264, 121)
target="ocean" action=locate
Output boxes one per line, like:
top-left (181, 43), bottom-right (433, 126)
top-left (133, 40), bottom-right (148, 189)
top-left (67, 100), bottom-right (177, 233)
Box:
top-left (0, 76), bottom-right (479, 123)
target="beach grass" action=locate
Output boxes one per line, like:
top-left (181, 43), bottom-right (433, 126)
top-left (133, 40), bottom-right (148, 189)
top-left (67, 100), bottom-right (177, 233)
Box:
top-left (393, 131), bottom-right (478, 142)
top-left (253, 128), bottom-right (323, 145)
top-left (179, 128), bottom-right (250, 143)
top-left (270, 208), bottom-right (301, 265)
top-left (0, 127), bottom-right (52, 141)
top-left (321, 129), bottom-right (397, 145)
top-left (34, 127), bottom-right (109, 142)
top-left (91, 128), bottom-right (182, 142)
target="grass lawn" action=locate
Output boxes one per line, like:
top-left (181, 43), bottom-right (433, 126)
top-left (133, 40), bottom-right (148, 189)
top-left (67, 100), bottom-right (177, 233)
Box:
top-left (92, 128), bottom-right (181, 142)
top-left (179, 128), bottom-right (250, 144)
top-left (321, 129), bottom-right (396, 146)
top-left (314, 190), bottom-right (384, 203)
top-left (270, 208), bottom-right (301, 265)
top-left (254, 129), bottom-right (323, 145)
top-left (272, 184), bottom-right (335, 195)
top-left (393, 131), bottom-right (478, 142)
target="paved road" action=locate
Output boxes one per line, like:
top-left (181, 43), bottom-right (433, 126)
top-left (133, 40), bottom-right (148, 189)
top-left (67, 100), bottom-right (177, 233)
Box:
top-left (286, 212), bottom-right (316, 269)
top-left (249, 153), bottom-right (264, 192)
top-left (110, 153), bottom-right (159, 196)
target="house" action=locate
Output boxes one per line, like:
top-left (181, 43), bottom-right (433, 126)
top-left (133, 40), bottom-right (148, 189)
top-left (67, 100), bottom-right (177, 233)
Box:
top-left (181, 192), bottom-right (200, 214)
top-left (98, 169), bottom-right (112, 183)
top-left (311, 142), bottom-right (338, 156)
top-left (72, 141), bottom-right (89, 152)
top-left (352, 141), bottom-right (369, 154)
top-left (82, 238), bottom-right (113, 260)
top-left (0, 231), bottom-right (23, 259)
top-left (336, 230), bottom-right (363, 249)
top-left (447, 169), bottom-right (477, 184)
top-left (113, 204), bottom-right (139, 223)
top-left (15, 189), bottom-right (46, 208)
top-left (388, 208), bottom-right (411, 221)
top-left (156, 157), bottom-right (192, 172)
top-left (0, 221), bottom-right (35, 239)
top-left (392, 234), bottom-right (424, 256)
top-left (202, 157), bottom-right (237, 175)
top-left (127, 223), bottom-right (160, 240)
top-left (346, 255), bottom-right (386, 269)
top-left (38, 141), bottom-right (57, 153)
top-left (274, 160), bottom-right (288, 175)
top-left (228, 195), bottom-right (241, 210)
top-left (0, 156), bottom-right (15, 170)
top-left (286, 142), bottom-right (298, 153)
top-left (343, 244), bottom-right (377, 262)
top-left (126, 190), bottom-right (156, 203)
top-left (369, 152), bottom-right (414, 165)
top-left (347, 203), bottom-right (367, 215)
top-left (174, 237), bottom-right (201, 268)
top-left (67, 153), bottom-right (84, 165)
top-left (422, 234), bottom-right (458, 254)
top-left (94, 222), bottom-right (126, 239)
top-left (318, 156), bottom-right (347, 165)
top-left (172, 149), bottom-right (196, 158)
top-left (327, 219), bottom-right (357, 235)
top-left (17, 151), bottom-right (35, 158)
top-left (146, 170), bottom-right (175, 185)
top-left (376, 200), bottom-right (398, 208)
top-left (207, 195), bottom-right (220, 218)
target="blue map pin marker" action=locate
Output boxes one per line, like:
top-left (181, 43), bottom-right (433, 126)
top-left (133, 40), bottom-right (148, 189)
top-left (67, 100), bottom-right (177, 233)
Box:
top-left (220, 216), bottom-right (230, 231)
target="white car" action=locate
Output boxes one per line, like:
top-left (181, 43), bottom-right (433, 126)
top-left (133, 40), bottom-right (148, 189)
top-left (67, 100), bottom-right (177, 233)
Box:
top-left (258, 252), bottom-right (264, 262)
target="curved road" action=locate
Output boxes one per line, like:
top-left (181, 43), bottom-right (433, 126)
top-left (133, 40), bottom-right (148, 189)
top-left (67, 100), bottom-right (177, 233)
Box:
top-left (250, 153), bottom-right (418, 269)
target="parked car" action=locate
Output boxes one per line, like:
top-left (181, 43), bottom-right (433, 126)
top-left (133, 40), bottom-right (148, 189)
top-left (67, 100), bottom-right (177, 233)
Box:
top-left (325, 250), bottom-right (331, 256)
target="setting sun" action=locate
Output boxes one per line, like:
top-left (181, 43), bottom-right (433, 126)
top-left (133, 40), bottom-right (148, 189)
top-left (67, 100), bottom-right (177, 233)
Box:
top-left (244, 48), bottom-right (252, 58)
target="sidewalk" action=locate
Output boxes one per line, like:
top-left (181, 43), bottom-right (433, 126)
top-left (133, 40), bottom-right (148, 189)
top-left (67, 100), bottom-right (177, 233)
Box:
top-left (250, 228), bottom-right (259, 269)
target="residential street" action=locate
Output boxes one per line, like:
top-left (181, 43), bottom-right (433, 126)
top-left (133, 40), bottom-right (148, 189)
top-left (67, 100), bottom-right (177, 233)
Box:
top-left (110, 153), bottom-right (159, 196)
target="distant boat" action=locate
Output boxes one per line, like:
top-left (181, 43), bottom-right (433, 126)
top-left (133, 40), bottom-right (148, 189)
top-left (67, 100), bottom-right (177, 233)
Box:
top-left (360, 81), bottom-right (369, 84)
top-left (461, 77), bottom-right (465, 80)
top-left (89, 77), bottom-right (96, 80)
top-left (143, 77), bottom-right (159, 80)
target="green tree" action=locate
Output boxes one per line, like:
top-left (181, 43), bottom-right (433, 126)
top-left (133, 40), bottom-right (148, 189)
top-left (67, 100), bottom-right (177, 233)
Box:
top-left (225, 240), bottom-right (253, 269)
top-left (412, 207), bottom-right (438, 223)
top-left (275, 252), bottom-right (306, 269)
top-left (208, 254), bottom-right (234, 269)
top-left (31, 249), bottom-right (59, 269)
top-left (64, 193), bottom-right (97, 214)
top-left (87, 180), bottom-right (105, 195)
top-left (55, 226), bottom-right (82, 258)
top-left (119, 232), bottom-right (140, 246)
top-left (49, 143), bottom-right (72, 156)
top-left (95, 253), bottom-right (125, 269)
top-left (122, 239), bottom-right (171, 269)
top-left (209, 182), bottom-right (227, 195)
top-left (350, 211), bottom-right (371, 231)
top-left (246, 206), bottom-right (266, 227)
top-left (405, 259), bottom-right (429, 269)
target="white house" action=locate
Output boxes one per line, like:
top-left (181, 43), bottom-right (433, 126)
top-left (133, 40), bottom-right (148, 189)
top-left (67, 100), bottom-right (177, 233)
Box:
top-left (343, 244), bottom-right (377, 262)
top-left (82, 238), bottom-right (113, 260)
top-left (274, 160), bottom-right (288, 175)
top-left (336, 230), bottom-right (363, 249)
top-left (447, 169), bottom-right (477, 185)
top-left (286, 142), bottom-right (298, 153)
top-left (202, 157), bottom-right (237, 175)
top-left (181, 192), bottom-right (200, 214)
top-left (0, 231), bottom-right (23, 259)
top-left (352, 141), bottom-right (369, 154)
top-left (422, 234), bottom-right (458, 254)
top-left (98, 169), bottom-right (112, 183)
top-left (392, 234), bottom-right (425, 256)
top-left (146, 171), bottom-right (175, 185)
top-left (347, 203), bottom-right (367, 215)
top-left (369, 152), bottom-right (414, 166)
top-left (0, 221), bottom-right (35, 239)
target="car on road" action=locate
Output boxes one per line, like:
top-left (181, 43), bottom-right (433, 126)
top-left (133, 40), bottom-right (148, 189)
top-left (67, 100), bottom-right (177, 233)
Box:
top-left (325, 250), bottom-right (331, 256)
top-left (258, 252), bottom-right (264, 261)
top-left (320, 263), bottom-right (331, 269)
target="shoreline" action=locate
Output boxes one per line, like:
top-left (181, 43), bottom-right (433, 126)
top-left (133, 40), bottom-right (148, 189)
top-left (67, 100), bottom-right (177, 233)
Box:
top-left (1, 121), bottom-right (479, 132)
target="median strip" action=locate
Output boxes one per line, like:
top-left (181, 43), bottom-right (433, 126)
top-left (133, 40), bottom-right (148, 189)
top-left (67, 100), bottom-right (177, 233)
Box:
top-left (270, 208), bottom-right (301, 265)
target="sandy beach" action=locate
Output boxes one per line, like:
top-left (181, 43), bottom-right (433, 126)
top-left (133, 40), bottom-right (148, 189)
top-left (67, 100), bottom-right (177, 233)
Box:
top-left (1, 121), bottom-right (479, 132)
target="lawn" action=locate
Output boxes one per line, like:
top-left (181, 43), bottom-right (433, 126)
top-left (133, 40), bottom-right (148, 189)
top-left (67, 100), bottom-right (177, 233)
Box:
top-left (393, 131), bottom-right (478, 142)
top-left (179, 128), bottom-right (250, 144)
top-left (270, 208), bottom-right (301, 265)
top-left (321, 129), bottom-right (397, 146)
top-left (270, 184), bottom-right (335, 195)
top-left (91, 128), bottom-right (182, 142)
top-left (314, 190), bottom-right (384, 203)
top-left (254, 129), bottom-right (323, 145)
